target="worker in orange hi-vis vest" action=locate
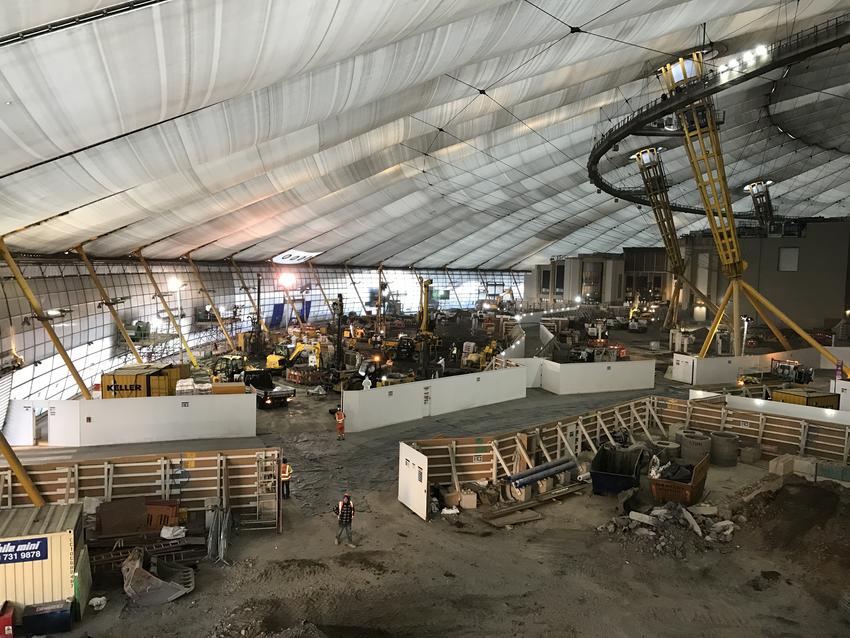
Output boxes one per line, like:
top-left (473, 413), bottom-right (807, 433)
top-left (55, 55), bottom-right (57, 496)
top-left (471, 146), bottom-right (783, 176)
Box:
top-left (280, 457), bottom-right (292, 500)
top-left (335, 405), bottom-right (346, 440)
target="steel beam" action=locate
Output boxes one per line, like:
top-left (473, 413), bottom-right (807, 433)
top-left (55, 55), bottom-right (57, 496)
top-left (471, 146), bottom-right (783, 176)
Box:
top-left (307, 261), bottom-right (335, 316)
top-left (186, 255), bottom-right (236, 352)
top-left (134, 252), bottom-right (198, 368)
top-left (345, 264), bottom-right (368, 315)
top-left (229, 258), bottom-right (268, 334)
top-left (698, 280), bottom-right (733, 358)
top-left (740, 280), bottom-right (850, 377)
top-left (0, 237), bottom-right (92, 399)
top-left (0, 431), bottom-right (44, 506)
top-left (76, 245), bottom-right (143, 363)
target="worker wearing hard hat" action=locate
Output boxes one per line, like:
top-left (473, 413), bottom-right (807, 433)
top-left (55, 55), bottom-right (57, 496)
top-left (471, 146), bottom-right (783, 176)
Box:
top-left (335, 406), bottom-right (346, 440)
top-left (280, 457), bottom-right (292, 500)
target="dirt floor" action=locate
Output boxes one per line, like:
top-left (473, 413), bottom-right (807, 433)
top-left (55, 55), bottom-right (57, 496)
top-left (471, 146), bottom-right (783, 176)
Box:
top-left (69, 377), bottom-right (850, 638)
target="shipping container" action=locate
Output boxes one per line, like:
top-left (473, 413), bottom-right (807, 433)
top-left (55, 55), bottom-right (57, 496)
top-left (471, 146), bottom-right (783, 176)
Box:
top-left (0, 504), bottom-right (84, 622)
top-left (101, 363), bottom-right (189, 399)
top-left (771, 388), bottom-right (840, 409)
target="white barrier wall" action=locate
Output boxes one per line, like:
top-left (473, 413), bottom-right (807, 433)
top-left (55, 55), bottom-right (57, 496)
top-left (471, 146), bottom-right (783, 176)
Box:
top-left (342, 367), bottom-right (527, 432)
top-left (11, 394), bottom-right (256, 447)
top-left (829, 379), bottom-right (850, 411)
top-left (540, 359), bottom-right (655, 395)
top-left (725, 395), bottom-right (850, 428)
top-left (398, 442), bottom-right (429, 520)
top-left (3, 401), bottom-right (38, 446)
top-left (673, 347), bottom-right (833, 386)
top-left (508, 358), bottom-right (544, 387)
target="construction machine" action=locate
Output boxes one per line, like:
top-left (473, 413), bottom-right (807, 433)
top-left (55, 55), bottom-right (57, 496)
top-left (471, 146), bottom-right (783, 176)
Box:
top-left (266, 342), bottom-right (323, 371)
top-left (211, 353), bottom-right (250, 383)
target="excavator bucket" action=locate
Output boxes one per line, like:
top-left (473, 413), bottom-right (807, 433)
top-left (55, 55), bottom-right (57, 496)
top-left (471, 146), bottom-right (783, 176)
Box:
top-left (121, 548), bottom-right (194, 606)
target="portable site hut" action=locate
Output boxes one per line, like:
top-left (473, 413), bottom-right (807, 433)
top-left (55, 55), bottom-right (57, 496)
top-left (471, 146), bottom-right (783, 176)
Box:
top-left (0, 503), bottom-right (88, 622)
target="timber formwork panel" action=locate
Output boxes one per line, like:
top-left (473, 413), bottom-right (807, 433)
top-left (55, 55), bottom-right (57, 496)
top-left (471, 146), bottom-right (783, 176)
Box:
top-left (412, 396), bottom-right (850, 489)
top-left (1, 448), bottom-right (280, 529)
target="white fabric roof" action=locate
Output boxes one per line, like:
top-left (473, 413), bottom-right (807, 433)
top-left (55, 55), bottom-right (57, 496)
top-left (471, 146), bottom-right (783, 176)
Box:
top-left (1, 0), bottom-right (848, 269)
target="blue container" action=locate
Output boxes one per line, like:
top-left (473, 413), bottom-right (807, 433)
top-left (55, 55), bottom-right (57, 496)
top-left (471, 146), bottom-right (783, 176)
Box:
top-left (22, 599), bottom-right (73, 634)
top-left (590, 445), bottom-right (643, 495)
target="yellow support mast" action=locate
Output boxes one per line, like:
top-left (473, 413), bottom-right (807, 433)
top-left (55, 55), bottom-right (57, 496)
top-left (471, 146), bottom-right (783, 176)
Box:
top-left (0, 237), bottom-right (92, 399)
top-left (76, 244), bottom-right (144, 363)
top-left (134, 251), bottom-right (199, 368)
top-left (662, 53), bottom-right (847, 374)
top-left (229, 257), bottom-right (269, 335)
top-left (634, 147), bottom-right (720, 329)
top-left (186, 254), bottom-right (237, 352)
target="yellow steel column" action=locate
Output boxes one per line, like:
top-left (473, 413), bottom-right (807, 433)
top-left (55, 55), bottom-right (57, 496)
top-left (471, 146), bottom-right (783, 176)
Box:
top-left (134, 252), bottom-right (199, 368)
top-left (186, 255), bottom-right (236, 352)
top-left (740, 280), bottom-right (850, 377)
top-left (307, 261), bottom-right (334, 316)
top-left (731, 280), bottom-right (742, 356)
top-left (742, 289), bottom-right (792, 351)
top-left (229, 258), bottom-right (269, 334)
top-left (76, 245), bottom-right (143, 363)
top-left (678, 273), bottom-right (720, 316)
top-left (664, 279), bottom-right (682, 329)
top-left (0, 237), bottom-right (92, 399)
top-left (698, 281), bottom-right (733, 358)
top-left (281, 286), bottom-right (305, 330)
top-left (344, 264), bottom-right (368, 315)
top-left (0, 431), bottom-right (44, 506)
top-left (445, 268), bottom-right (463, 310)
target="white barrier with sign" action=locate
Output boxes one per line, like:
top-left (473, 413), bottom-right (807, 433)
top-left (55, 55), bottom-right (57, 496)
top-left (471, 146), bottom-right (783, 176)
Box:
top-left (7, 394), bottom-right (256, 447)
top-left (342, 367), bottom-right (526, 432)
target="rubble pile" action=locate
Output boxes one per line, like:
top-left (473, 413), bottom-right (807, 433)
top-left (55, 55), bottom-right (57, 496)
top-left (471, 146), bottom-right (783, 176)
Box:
top-left (598, 502), bottom-right (746, 557)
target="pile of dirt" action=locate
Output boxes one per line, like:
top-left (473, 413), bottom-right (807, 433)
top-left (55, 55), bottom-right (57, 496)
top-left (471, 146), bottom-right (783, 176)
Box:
top-left (743, 478), bottom-right (850, 576)
top-left (210, 597), bottom-right (294, 638)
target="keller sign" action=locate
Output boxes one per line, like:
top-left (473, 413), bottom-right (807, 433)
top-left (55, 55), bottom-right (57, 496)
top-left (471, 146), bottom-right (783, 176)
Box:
top-left (0, 536), bottom-right (48, 564)
top-left (106, 384), bottom-right (142, 392)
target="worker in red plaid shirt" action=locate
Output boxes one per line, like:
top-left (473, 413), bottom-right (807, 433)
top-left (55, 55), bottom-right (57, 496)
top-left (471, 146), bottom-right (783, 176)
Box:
top-left (334, 493), bottom-right (356, 548)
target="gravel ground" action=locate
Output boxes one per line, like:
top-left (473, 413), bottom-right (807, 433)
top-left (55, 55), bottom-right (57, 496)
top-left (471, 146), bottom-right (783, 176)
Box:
top-left (72, 387), bottom-right (850, 637)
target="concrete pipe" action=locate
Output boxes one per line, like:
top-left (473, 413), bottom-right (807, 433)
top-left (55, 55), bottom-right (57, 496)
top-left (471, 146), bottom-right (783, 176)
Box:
top-left (710, 431), bottom-right (739, 467)
top-left (674, 428), bottom-right (699, 447)
top-left (654, 440), bottom-right (680, 463)
top-left (680, 432), bottom-right (711, 465)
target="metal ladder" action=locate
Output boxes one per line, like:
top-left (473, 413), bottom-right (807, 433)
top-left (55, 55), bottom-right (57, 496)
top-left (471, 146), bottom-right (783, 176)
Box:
top-left (242, 450), bottom-right (279, 531)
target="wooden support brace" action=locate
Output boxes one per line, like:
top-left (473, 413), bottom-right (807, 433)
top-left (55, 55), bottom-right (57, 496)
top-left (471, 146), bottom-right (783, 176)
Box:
top-left (685, 401), bottom-right (693, 428)
top-left (490, 442), bottom-right (511, 476)
top-left (630, 403), bottom-right (655, 442)
top-left (514, 434), bottom-right (534, 468)
top-left (757, 414), bottom-right (766, 445)
top-left (535, 429), bottom-right (553, 462)
top-left (719, 407), bottom-right (728, 431)
top-left (555, 424), bottom-right (579, 463)
top-left (798, 420), bottom-right (809, 455)
top-left (645, 398), bottom-right (667, 437)
top-left (447, 442), bottom-right (460, 493)
top-left (596, 412), bottom-right (615, 445)
top-left (576, 417), bottom-right (597, 454)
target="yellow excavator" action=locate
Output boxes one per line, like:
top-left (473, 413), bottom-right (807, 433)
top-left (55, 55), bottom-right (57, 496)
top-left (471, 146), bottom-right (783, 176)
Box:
top-left (266, 341), bottom-right (323, 370)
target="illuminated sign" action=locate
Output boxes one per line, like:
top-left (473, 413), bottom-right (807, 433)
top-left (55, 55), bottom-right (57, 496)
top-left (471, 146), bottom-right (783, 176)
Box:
top-left (271, 250), bottom-right (323, 265)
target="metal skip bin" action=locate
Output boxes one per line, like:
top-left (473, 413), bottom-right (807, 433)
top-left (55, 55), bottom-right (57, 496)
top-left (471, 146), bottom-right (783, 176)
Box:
top-left (0, 504), bottom-right (83, 622)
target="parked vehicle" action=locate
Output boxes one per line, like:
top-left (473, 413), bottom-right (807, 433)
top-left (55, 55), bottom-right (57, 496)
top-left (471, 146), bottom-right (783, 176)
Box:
top-left (243, 369), bottom-right (295, 408)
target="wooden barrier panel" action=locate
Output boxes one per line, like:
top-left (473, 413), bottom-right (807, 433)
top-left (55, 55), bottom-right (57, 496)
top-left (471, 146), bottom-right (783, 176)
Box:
top-left (408, 394), bottom-right (850, 490)
top-left (0, 448), bottom-right (281, 530)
